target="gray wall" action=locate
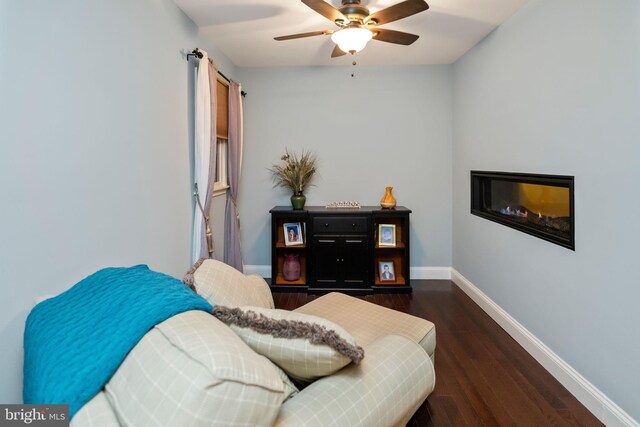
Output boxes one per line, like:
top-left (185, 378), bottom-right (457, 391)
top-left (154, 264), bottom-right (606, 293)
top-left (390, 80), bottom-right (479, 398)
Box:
top-left (237, 65), bottom-right (453, 269)
top-left (452, 0), bottom-right (640, 419)
top-left (4, 0), bottom-right (634, 417)
top-left (0, 0), bottom-right (236, 403)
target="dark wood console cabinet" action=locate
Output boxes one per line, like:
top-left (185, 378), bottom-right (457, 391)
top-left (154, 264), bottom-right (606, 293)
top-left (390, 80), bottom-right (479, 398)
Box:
top-left (270, 206), bottom-right (411, 294)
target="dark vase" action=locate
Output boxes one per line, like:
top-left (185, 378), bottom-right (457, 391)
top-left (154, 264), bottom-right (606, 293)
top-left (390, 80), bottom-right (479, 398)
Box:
top-left (282, 253), bottom-right (301, 281)
top-left (291, 193), bottom-right (306, 210)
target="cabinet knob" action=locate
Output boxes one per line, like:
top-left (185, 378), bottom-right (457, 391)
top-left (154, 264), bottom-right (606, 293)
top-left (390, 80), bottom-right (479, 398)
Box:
top-left (325, 223), bottom-right (329, 228)
top-left (351, 223), bottom-right (356, 227)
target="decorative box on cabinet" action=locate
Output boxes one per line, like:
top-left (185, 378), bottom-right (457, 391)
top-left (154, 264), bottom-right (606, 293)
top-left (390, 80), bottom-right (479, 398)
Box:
top-left (270, 206), bottom-right (412, 294)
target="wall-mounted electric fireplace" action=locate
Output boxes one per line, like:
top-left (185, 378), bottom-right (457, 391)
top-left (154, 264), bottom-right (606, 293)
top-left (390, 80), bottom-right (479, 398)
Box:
top-left (471, 171), bottom-right (575, 250)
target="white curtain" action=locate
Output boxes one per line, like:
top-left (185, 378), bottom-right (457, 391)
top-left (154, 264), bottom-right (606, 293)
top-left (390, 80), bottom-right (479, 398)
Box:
top-left (192, 51), bottom-right (211, 264)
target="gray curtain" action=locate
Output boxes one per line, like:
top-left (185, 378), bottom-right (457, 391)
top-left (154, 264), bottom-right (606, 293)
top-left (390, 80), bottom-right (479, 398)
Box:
top-left (198, 60), bottom-right (218, 260)
top-left (224, 82), bottom-right (243, 271)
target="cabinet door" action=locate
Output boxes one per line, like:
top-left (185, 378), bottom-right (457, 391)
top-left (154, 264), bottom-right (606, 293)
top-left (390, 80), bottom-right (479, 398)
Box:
top-left (313, 236), bottom-right (340, 286)
top-left (343, 237), bottom-right (368, 285)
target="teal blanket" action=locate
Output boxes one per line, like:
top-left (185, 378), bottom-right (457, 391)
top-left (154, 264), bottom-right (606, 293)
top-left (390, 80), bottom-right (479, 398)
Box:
top-left (23, 264), bottom-right (212, 418)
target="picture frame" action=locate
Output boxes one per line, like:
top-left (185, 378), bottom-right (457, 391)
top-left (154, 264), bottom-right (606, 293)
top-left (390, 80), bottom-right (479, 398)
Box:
top-left (283, 222), bottom-right (304, 246)
top-left (378, 224), bottom-right (396, 246)
top-left (378, 260), bottom-right (396, 282)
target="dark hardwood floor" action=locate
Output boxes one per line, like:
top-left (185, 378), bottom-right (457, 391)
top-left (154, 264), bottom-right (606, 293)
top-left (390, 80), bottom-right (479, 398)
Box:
top-left (272, 280), bottom-right (603, 427)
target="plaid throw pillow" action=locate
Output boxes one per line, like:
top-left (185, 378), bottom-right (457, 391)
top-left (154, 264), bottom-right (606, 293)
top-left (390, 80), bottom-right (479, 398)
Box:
top-left (213, 306), bottom-right (364, 383)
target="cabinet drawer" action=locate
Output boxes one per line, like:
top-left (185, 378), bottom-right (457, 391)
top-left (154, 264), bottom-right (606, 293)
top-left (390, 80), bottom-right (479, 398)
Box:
top-left (313, 217), bottom-right (368, 233)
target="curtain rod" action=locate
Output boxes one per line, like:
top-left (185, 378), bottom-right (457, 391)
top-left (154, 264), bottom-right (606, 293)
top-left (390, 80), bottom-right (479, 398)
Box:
top-left (187, 48), bottom-right (247, 98)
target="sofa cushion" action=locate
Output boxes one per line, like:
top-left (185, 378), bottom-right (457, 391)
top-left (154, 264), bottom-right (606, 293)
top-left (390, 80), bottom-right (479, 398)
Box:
top-left (184, 259), bottom-right (274, 309)
top-left (104, 311), bottom-right (287, 427)
top-left (273, 335), bottom-right (435, 427)
top-left (213, 306), bottom-right (364, 383)
top-left (294, 292), bottom-right (436, 363)
top-left (272, 362), bottom-right (300, 403)
top-left (71, 391), bottom-right (120, 427)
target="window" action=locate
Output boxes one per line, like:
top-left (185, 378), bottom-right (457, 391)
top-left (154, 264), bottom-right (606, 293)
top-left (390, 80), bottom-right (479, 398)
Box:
top-left (212, 139), bottom-right (228, 195)
top-left (213, 78), bottom-right (229, 196)
top-left (216, 78), bottom-right (229, 139)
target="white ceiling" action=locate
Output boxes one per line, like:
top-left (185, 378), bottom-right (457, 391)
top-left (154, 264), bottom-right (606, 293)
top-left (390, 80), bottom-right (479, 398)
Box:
top-left (173, 0), bottom-right (530, 67)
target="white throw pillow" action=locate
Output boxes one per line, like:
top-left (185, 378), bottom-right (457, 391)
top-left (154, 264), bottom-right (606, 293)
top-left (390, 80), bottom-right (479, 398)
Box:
top-left (183, 259), bottom-right (274, 309)
top-left (213, 306), bottom-right (364, 383)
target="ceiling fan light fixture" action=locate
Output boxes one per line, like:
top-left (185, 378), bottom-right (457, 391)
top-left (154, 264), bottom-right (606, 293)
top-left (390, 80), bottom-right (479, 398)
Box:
top-left (331, 27), bottom-right (373, 54)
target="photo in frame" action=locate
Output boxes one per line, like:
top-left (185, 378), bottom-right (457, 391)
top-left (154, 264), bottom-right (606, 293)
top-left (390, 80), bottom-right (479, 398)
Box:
top-left (283, 223), bottom-right (303, 246)
top-left (378, 260), bottom-right (396, 282)
top-left (378, 224), bottom-right (396, 246)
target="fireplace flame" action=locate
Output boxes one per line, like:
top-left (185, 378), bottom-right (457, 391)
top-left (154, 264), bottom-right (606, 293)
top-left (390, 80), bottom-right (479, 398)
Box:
top-left (499, 205), bottom-right (528, 218)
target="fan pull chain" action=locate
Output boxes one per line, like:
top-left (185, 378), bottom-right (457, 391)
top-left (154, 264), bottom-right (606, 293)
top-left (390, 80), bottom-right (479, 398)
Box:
top-left (351, 60), bottom-right (357, 78)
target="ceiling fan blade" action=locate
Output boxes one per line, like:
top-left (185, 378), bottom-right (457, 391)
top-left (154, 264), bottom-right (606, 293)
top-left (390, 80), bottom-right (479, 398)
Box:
top-left (367, 0), bottom-right (429, 26)
top-left (331, 45), bottom-right (347, 58)
top-left (274, 30), bottom-right (333, 41)
top-left (372, 28), bottom-right (419, 45)
top-left (302, 0), bottom-right (349, 25)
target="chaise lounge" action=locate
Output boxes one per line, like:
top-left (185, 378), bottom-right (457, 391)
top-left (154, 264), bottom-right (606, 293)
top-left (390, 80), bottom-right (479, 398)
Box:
top-left (34, 260), bottom-right (436, 427)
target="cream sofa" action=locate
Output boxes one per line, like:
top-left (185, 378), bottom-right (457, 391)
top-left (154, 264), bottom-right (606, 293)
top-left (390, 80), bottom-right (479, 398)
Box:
top-left (72, 260), bottom-right (436, 427)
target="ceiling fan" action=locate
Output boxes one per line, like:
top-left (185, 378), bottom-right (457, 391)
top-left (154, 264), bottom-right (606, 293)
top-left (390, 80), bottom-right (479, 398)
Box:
top-left (275, 0), bottom-right (429, 58)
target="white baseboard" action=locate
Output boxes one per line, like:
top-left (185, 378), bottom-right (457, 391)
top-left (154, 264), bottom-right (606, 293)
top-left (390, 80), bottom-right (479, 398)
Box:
top-left (451, 269), bottom-right (639, 427)
top-left (243, 265), bottom-right (453, 280)
top-left (243, 265), bottom-right (271, 278)
top-left (410, 266), bottom-right (452, 280)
